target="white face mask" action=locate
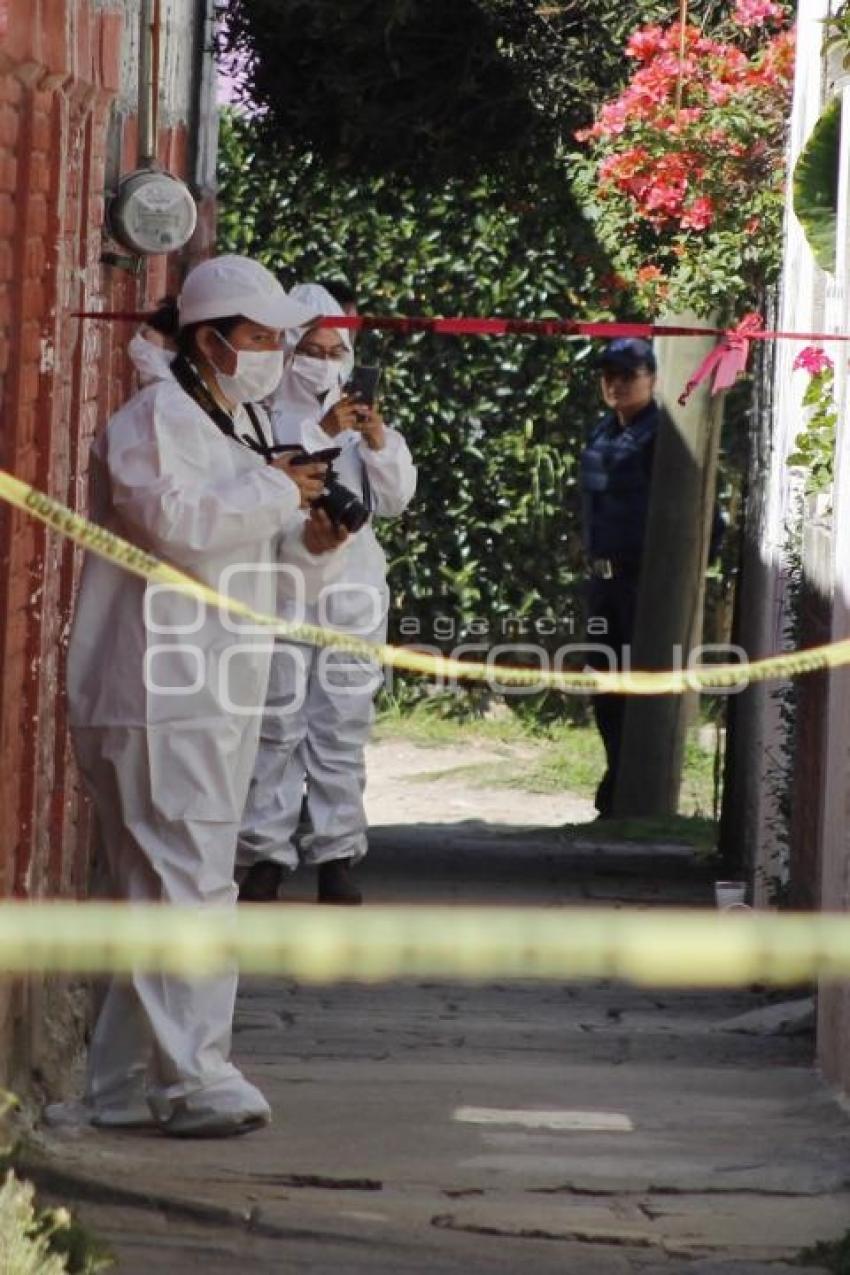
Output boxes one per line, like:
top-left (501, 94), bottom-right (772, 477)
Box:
top-left (291, 353), bottom-right (344, 399)
top-left (213, 335), bottom-right (284, 403)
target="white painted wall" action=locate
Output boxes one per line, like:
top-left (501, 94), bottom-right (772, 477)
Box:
top-left (113, 0), bottom-right (198, 119)
top-left (755, 0), bottom-right (850, 1093)
top-left (751, 0), bottom-right (832, 906)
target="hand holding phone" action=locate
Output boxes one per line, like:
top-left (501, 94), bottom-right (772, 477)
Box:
top-left (345, 364), bottom-right (381, 409)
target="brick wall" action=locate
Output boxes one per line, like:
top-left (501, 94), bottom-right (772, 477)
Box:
top-left (0, 0), bottom-right (215, 1095)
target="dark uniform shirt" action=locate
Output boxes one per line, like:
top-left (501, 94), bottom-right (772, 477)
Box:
top-left (580, 401), bottom-right (658, 566)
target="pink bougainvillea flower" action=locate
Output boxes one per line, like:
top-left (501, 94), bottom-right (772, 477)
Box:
top-left (793, 346), bottom-right (834, 375)
top-left (626, 25), bottom-right (665, 62)
top-left (680, 196), bottom-right (715, 231)
top-left (732, 0), bottom-right (786, 29)
top-left (707, 82), bottom-right (735, 106)
top-left (572, 8), bottom-right (794, 303)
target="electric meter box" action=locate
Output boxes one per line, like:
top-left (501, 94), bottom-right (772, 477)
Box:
top-left (107, 169), bottom-right (198, 255)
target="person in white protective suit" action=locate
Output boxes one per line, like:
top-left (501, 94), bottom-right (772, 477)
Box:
top-left (48, 256), bottom-right (347, 1138)
top-left (236, 283), bottom-right (417, 905)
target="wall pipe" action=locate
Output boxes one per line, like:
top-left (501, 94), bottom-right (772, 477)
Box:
top-left (138, 0), bottom-right (163, 166)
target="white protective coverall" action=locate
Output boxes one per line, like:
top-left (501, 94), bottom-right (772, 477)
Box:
top-left (67, 335), bottom-right (311, 1131)
top-left (237, 285), bottom-right (417, 871)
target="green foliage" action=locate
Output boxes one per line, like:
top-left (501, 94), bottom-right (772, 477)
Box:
top-left (793, 96), bottom-right (841, 274)
top-left (787, 366), bottom-right (838, 500)
top-left (217, 0), bottom-right (732, 180)
top-left (218, 112), bottom-right (625, 697)
top-left (800, 1228), bottom-right (850, 1274)
top-left (823, 2), bottom-right (850, 69)
top-left (0, 1172), bottom-right (112, 1274)
top-left (759, 491), bottom-right (804, 908)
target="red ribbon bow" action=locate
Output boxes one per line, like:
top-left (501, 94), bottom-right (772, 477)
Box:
top-left (678, 312), bottom-right (764, 406)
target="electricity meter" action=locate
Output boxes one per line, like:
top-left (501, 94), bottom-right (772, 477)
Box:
top-left (107, 168), bottom-right (197, 255)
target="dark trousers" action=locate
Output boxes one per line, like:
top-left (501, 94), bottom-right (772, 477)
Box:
top-left (586, 575), bottom-right (639, 815)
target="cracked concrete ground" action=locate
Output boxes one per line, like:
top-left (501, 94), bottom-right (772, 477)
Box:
top-left (31, 738), bottom-right (847, 1273)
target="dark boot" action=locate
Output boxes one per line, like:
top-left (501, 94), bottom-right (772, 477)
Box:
top-left (317, 858), bottom-right (362, 906)
top-left (238, 860), bottom-right (283, 903)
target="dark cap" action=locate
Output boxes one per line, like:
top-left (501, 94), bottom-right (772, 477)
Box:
top-left (598, 337), bottom-right (656, 373)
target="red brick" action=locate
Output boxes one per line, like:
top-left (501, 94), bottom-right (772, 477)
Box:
top-left (0, 194), bottom-right (16, 236)
top-left (30, 111), bottom-right (50, 152)
top-left (22, 279), bottom-right (44, 319)
top-left (0, 154), bottom-right (16, 193)
top-left (29, 154), bottom-right (49, 195)
top-left (99, 11), bottom-right (124, 93)
top-left (0, 242), bottom-right (12, 283)
top-left (16, 402), bottom-right (36, 441)
top-left (19, 366), bottom-right (39, 404)
top-left (24, 239), bottom-right (44, 278)
top-left (27, 195), bottom-right (46, 236)
top-left (21, 321), bottom-right (40, 362)
top-left (0, 106), bottom-right (19, 149)
top-left (0, 76), bottom-right (23, 107)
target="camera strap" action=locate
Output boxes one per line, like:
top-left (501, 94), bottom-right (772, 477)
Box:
top-left (170, 354), bottom-right (278, 464)
top-left (359, 455), bottom-right (374, 513)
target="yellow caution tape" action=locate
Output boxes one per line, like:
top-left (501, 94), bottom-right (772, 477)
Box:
top-left (4, 468), bottom-right (850, 694)
top-left (4, 472), bottom-right (848, 988)
top-left (0, 901), bottom-right (844, 985)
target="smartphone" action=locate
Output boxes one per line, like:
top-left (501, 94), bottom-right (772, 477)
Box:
top-left (345, 364), bottom-right (381, 408)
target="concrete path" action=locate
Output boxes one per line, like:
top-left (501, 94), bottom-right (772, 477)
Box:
top-left (32, 739), bottom-right (848, 1273)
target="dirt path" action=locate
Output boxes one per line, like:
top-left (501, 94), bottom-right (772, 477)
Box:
top-left (364, 737), bottom-right (595, 829)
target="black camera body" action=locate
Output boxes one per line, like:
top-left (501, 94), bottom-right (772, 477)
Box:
top-left (289, 445), bottom-right (370, 533)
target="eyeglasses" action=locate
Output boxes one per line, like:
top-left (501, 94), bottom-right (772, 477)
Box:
top-left (297, 345), bottom-right (348, 361)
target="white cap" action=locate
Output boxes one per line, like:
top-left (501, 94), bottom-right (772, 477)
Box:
top-left (283, 282), bottom-right (353, 355)
top-left (177, 255), bottom-right (315, 331)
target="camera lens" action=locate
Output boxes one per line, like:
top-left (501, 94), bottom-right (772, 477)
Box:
top-left (316, 480), bottom-right (370, 533)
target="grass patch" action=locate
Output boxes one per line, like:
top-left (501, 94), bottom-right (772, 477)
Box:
top-left (376, 702), bottom-right (721, 823)
top-left (373, 701), bottom-right (536, 749)
top-left (560, 814), bottom-right (717, 852)
top-left (799, 1230), bottom-right (850, 1273)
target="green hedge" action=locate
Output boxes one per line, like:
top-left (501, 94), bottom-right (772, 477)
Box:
top-left (217, 113), bottom-right (632, 708)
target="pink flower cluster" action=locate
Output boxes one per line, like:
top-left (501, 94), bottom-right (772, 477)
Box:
top-left (575, 19), bottom-right (795, 237)
top-left (793, 346), bottom-right (834, 376)
top-left (732, 0), bottom-right (786, 29)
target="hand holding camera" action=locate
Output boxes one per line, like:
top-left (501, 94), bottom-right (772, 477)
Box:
top-left (272, 444), bottom-right (370, 533)
top-left (271, 453), bottom-right (327, 507)
top-left (302, 506), bottom-right (351, 555)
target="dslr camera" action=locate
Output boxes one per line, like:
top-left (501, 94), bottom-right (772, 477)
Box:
top-left (289, 445), bottom-right (370, 533)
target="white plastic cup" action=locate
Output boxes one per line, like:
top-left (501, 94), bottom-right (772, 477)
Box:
top-left (715, 880), bottom-right (747, 910)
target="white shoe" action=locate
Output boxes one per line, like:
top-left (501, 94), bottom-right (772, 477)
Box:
top-left (162, 1104), bottom-right (271, 1138)
top-left (156, 1076), bottom-right (272, 1139)
top-left (43, 1099), bottom-right (155, 1130)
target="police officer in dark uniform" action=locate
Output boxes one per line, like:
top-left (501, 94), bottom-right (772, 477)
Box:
top-left (580, 338), bottom-right (659, 817)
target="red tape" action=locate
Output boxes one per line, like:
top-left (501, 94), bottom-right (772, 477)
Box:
top-left (71, 310), bottom-right (850, 401)
top-left (71, 309), bottom-right (850, 344)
